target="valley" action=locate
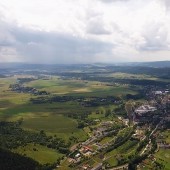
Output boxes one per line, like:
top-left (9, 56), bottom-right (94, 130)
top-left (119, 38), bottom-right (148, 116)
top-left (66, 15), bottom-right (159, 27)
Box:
top-left (0, 63), bottom-right (169, 170)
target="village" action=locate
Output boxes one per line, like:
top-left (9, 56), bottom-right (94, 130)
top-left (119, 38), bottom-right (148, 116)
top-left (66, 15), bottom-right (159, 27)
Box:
top-left (9, 83), bottom-right (49, 95)
top-left (60, 87), bottom-right (170, 170)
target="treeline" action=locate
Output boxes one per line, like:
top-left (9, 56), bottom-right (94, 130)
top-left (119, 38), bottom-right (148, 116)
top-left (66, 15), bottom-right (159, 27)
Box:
top-left (57, 73), bottom-right (169, 87)
top-left (128, 139), bottom-right (158, 170)
top-left (81, 96), bottom-right (121, 107)
top-left (30, 95), bottom-right (120, 107)
top-left (0, 121), bottom-right (70, 154)
top-left (107, 66), bottom-right (170, 79)
top-left (106, 127), bottom-right (134, 153)
top-left (30, 95), bottom-right (83, 104)
top-left (80, 77), bottom-right (168, 87)
top-left (57, 66), bottom-right (170, 80)
top-left (125, 89), bottom-right (146, 100)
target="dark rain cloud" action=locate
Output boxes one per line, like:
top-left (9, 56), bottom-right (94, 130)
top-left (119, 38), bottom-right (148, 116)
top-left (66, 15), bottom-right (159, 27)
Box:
top-left (0, 20), bottom-right (113, 63)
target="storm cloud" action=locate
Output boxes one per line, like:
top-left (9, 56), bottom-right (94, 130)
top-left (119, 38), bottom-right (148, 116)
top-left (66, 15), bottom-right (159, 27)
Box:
top-left (0, 20), bottom-right (113, 63)
top-left (0, 0), bottom-right (170, 63)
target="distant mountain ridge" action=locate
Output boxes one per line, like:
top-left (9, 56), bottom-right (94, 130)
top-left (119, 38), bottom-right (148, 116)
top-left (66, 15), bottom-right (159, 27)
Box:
top-left (129, 61), bottom-right (170, 68)
top-left (0, 61), bottom-right (170, 69)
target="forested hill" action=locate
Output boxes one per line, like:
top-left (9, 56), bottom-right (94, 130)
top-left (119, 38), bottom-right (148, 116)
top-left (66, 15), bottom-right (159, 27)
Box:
top-left (0, 62), bottom-right (170, 79)
top-left (130, 61), bottom-right (170, 68)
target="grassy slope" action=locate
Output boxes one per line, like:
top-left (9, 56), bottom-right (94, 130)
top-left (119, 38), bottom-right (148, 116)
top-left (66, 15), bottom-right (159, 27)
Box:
top-left (0, 77), bottom-right (89, 142)
top-left (155, 149), bottom-right (170, 170)
top-left (13, 143), bottom-right (64, 165)
top-left (154, 130), bottom-right (170, 170)
top-left (105, 140), bottom-right (138, 167)
top-left (1, 75), bottom-right (169, 169)
top-left (27, 77), bottom-right (137, 97)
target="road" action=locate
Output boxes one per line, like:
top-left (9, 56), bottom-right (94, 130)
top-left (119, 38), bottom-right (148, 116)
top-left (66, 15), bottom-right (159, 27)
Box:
top-left (140, 122), bottom-right (161, 156)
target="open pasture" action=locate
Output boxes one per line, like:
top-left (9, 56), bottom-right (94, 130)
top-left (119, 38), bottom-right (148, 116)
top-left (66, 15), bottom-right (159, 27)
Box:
top-left (21, 113), bottom-right (78, 133)
top-left (0, 77), bottom-right (31, 107)
top-left (155, 149), bottom-right (170, 170)
top-left (104, 139), bottom-right (138, 167)
top-left (104, 72), bottom-right (158, 80)
top-left (13, 143), bottom-right (64, 165)
top-left (161, 130), bottom-right (170, 143)
top-left (27, 77), bottom-right (137, 97)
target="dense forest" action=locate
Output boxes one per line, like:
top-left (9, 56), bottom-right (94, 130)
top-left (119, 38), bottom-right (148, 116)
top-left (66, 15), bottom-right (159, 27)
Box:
top-left (0, 148), bottom-right (40, 170)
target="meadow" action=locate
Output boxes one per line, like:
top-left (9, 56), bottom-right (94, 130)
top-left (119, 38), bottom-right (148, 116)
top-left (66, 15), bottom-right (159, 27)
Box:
top-left (26, 77), bottom-right (137, 97)
top-left (13, 144), bottom-right (64, 164)
top-left (104, 139), bottom-right (138, 167)
top-left (153, 130), bottom-right (170, 170)
top-left (155, 149), bottom-right (170, 170)
top-left (0, 73), bottom-right (162, 167)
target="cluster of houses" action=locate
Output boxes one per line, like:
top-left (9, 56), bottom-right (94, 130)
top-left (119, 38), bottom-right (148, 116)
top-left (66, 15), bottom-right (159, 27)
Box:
top-left (118, 117), bottom-right (129, 126)
top-left (80, 163), bottom-right (102, 170)
top-left (158, 143), bottom-right (170, 149)
top-left (67, 87), bottom-right (170, 169)
top-left (156, 132), bottom-right (170, 149)
top-left (135, 105), bottom-right (157, 115)
top-left (133, 104), bottom-right (157, 124)
top-left (132, 126), bottom-right (146, 140)
top-left (68, 145), bottom-right (94, 165)
top-left (67, 121), bottom-right (122, 169)
top-left (154, 90), bottom-right (169, 95)
top-left (9, 84), bottom-right (48, 95)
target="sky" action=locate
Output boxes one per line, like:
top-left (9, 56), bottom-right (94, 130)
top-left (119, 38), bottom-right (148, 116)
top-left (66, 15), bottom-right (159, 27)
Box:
top-left (0, 0), bottom-right (170, 64)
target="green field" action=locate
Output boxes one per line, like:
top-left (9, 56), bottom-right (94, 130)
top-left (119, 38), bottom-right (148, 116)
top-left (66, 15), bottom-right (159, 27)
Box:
top-left (155, 149), bottom-right (170, 170)
top-left (161, 130), bottom-right (170, 143)
top-left (1, 73), bottom-right (168, 169)
top-left (27, 77), bottom-right (137, 97)
top-left (0, 78), bottom-right (30, 106)
top-left (0, 76), bottom-right (135, 143)
top-left (100, 137), bottom-right (113, 145)
top-left (104, 139), bottom-right (138, 167)
top-left (104, 72), bottom-right (158, 80)
top-left (21, 113), bottom-right (88, 141)
top-left (21, 114), bottom-right (78, 133)
top-left (13, 143), bottom-right (64, 164)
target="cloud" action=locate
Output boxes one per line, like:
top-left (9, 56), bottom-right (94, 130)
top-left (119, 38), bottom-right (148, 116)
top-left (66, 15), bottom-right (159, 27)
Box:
top-left (86, 17), bottom-right (111, 35)
top-left (137, 21), bottom-right (170, 51)
top-left (99, 0), bottom-right (129, 3)
top-left (0, 21), bottom-right (15, 46)
top-left (0, 19), bottom-right (113, 63)
top-left (0, 0), bottom-right (170, 63)
top-left (15, 31), bottom-right (113, 63)
top-left (163, 0), bottom-right (170, 10)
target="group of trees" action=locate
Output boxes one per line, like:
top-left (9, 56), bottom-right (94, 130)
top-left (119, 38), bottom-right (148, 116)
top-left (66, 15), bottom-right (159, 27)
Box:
top-left (0, 121), bottom-right (70, 154)
top-left (106, 127), bottom-right (133, 153)
top-left (114, 103), bottom-right (127, 117)
top-left (81, 96), bottom-right (121, 107)
top-left (57, 65), bottom-right (170, 80)
top-left (30, 95), bottom-right (120, 107)
top-left (30, 95), bottom-right (83, 104)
